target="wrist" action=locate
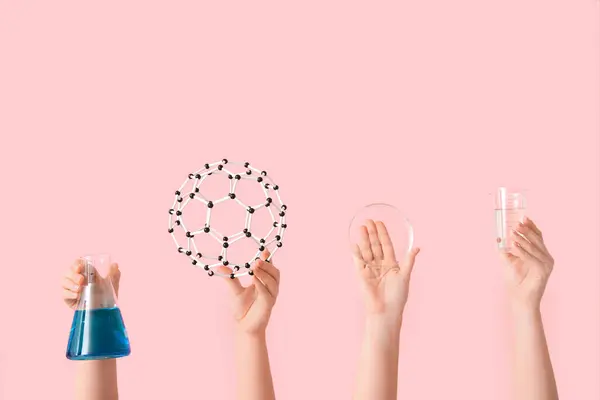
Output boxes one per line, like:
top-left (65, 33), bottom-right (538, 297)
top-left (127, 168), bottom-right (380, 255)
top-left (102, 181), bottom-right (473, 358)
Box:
top-left (365, 302), bottom-right (405, 323)
top-left (510, 297), bottom-right (541, 314)
top-left (365, 313), bottom-right (403, 334)
top-left (235, 327), bottom-right (267, 341)
top-left (510, 301), bottom-right (542, 324)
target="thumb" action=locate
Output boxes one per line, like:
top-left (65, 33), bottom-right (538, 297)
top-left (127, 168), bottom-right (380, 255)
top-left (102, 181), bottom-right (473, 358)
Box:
top-left (215, 266), bottom-right (244, 296)
top-left (402, 247), bottom-right (420, 275)
top-left (496, 242), bottom-right (525, 282)
top-left (351, 243), bottom-right (366, 273)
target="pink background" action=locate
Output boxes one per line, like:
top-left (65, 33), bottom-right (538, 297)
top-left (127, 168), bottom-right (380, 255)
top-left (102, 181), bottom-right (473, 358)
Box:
top-left (1, 1), bottom-right (599, 399)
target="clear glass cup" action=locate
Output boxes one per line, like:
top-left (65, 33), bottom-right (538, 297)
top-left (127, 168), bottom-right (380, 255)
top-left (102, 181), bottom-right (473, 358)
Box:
top-left (66, 253), bottom-right (131, 360)
top-left (493, 188), bottom-right (527, 252)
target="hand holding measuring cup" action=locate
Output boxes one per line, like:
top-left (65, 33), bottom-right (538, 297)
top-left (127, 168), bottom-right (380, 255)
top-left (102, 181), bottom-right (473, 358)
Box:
top-left (498, 217), bottom-right (555, 310)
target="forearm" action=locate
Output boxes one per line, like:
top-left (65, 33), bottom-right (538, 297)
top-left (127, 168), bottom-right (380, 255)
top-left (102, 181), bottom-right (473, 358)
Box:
top-left (512, 305), bottom-right (559, 400)
top-left (235, 331), bottom-right (275, 400)
top-left (75, 359), bottom-right (119, 400)
top-left (354, 315), bottom-right (402, 400)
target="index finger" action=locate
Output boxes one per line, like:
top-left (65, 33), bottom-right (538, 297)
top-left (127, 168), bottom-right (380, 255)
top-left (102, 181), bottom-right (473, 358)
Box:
top-left (71, 259), bottom-right (84, 273)
top-left (255, 258), bottom-right (280, 283)
top-left (259, 248), bottom-right (272, 262)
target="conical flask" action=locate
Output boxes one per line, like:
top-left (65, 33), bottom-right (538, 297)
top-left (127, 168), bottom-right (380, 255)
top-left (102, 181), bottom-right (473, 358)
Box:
top-left (66, 254), bottom-right (131, 360)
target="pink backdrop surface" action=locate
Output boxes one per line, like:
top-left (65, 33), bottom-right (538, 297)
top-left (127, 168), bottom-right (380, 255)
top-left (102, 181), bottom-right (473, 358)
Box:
top-left (0, 1), bottom-right (599, 399)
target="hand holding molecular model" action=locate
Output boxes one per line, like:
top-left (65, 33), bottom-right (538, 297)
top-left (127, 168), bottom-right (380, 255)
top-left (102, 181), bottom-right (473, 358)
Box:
top-left (217, 249), bottom-right (281, 335)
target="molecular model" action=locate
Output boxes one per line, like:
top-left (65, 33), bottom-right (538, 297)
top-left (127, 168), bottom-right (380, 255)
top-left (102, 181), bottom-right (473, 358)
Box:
top-left (168, 159), bottom-right (287, 279)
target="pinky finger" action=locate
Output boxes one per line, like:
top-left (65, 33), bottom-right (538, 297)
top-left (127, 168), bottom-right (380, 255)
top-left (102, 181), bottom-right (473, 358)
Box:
top-left (63, 289), bottom-right (78, 300)
top-left (62, 277), bottom-right (81, 292)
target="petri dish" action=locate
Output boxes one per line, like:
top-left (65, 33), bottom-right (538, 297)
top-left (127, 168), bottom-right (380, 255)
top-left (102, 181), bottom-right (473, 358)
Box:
top-left (348, 203), bottom-right (414, 266)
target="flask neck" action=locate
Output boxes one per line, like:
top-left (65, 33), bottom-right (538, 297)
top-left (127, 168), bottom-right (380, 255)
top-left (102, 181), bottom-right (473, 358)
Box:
top-left (79, 281), bottom-right (118, 310)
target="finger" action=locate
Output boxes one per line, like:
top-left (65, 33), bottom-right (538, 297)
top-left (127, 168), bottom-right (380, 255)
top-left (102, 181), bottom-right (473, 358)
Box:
top-left (63, 289), bottom-right (78, 300)
top-left (509, 238), bottom-right (536, 262)
top-left (366, 220), bottom-right (384, 262)
top-left (402, 247), bottom-right (420, 275)
top-left (358, 226), bottom-right (374, 263)
top-left (252, 274), bottom-right (272, 299)
top-left (257, 248), bottom-right (279, 280)
top-left (71, 259), bottom-right (84, 274)
top-left (62, 276), bottom-right (81, 292)
top-left (109, 263), bottom-right (121, 278)
top-left (215, 266), bottom-right (244, 295)
top-left (375, 221), bottom-right (396, 262)
top-left (254, 262), bottom-right (278, 298)
top-left (259, 248), bottom-right (271, 261)
top-left (66, 270), bottom-right (84, 286)
top-left (109, 263), bottom-right (121, 294)
top-left (510, 230), bottom-right (547, 262)
top-left (255, 258), bottom-right (280, 283)
top-left (515, 223), bottom-right (547, 254)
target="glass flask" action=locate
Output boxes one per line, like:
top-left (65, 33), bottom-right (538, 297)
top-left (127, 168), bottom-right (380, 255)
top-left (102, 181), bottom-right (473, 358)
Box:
top-left (66, 254), bottom-right (131, 360)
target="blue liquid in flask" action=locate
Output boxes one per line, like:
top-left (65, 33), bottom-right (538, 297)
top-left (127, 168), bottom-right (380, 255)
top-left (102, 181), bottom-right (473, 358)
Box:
top-left (66, 307), bottom-right (131, 360)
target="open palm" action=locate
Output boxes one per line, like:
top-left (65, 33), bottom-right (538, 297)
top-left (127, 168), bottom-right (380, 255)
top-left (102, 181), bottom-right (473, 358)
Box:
top-left (352, 220), bottom-right (420, 318)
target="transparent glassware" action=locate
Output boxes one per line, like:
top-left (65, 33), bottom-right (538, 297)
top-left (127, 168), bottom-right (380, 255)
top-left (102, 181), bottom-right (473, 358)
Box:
top-left (66, 254), bottom-right (131, 360)
top-left (493, 187), bottom-right (527, 252)
top-left (348, 203), bottom-right (413, 267)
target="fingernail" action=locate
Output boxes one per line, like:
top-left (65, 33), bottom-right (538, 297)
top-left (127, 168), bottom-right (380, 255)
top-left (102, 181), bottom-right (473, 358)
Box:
top-left (73, 284), bottom-right (79, 291)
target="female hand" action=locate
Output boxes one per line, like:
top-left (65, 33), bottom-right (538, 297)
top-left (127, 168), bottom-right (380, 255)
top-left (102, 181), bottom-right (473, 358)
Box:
top-left (62, 259), bottom-right (121, 309)
top-left (352, 220), bottom-right (420, 321)
top-left (218, 249), bottom-right (280, 335)
top-left (499, 217), bottom-right (554, 310)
